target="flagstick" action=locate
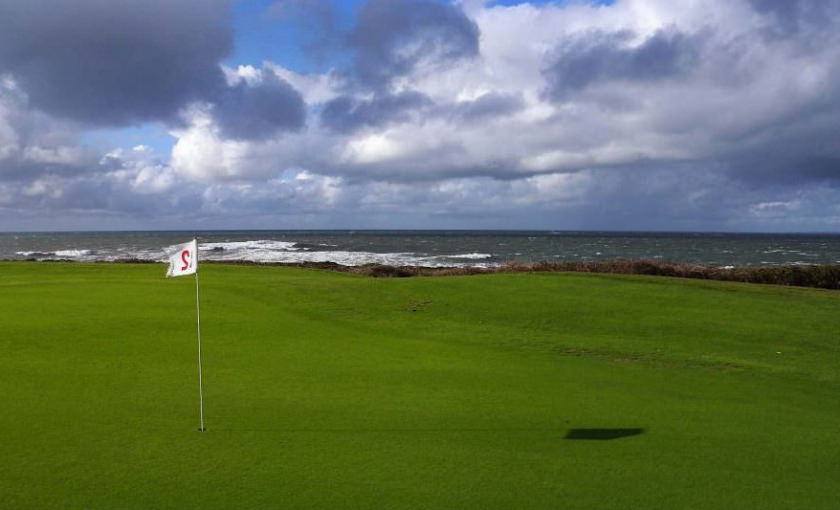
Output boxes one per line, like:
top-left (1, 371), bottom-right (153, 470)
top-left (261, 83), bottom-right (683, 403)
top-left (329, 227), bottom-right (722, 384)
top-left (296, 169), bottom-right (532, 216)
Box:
top-left (195, 252), bottom-right (206, 432)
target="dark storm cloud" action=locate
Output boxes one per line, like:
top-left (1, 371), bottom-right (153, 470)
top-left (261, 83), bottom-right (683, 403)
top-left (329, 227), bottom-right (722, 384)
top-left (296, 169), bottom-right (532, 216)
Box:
top-left (0, 0), bottom-right (233, 126)
top-left (266, 0), bottom-right (341, 63)
top-left (748, 0), bottom-right (839, 35)
top-left (724, 140), bottom-right (840, 187)
top-left (19, 175), bottom-right (201, 217)
top-left (449, 93), bottom-right (525, 121)
top-left (214, 70), bottom-right (306, 140)
top-left (542, 29), bottom-right (703, 101)
top-left (0, 157), bottom-right (91, 183)
top-left (347, 0), bottom-right (479, 90)
top-left (320, 91), bottom-right (433, 132)
top-left (316, 0), bottom-right (482, 131)
top-left (0, 82), bottom-right (95, 182)
top-left (707, 55), bottom-right (840, 187)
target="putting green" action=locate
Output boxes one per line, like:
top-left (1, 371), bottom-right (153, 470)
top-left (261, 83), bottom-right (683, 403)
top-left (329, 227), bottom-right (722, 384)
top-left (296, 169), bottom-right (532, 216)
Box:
top-left (0, 262), bottom-right (838, 509)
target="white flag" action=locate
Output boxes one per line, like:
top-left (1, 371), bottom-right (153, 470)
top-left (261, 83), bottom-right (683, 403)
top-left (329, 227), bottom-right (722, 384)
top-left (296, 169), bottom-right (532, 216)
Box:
top-left (165, 239), bottom-right (198, 277)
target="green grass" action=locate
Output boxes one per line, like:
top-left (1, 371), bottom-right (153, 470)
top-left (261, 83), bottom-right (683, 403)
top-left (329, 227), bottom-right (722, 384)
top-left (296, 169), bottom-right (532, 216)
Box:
top-left (1, 262), bottom-right (838, 509)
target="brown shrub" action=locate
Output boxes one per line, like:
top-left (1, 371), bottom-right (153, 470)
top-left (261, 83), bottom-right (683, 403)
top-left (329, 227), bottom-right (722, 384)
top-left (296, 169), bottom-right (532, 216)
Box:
top-left (20, 257), bottom-right (838, 290)
top-left (341, 259), bottom-right (840, 289)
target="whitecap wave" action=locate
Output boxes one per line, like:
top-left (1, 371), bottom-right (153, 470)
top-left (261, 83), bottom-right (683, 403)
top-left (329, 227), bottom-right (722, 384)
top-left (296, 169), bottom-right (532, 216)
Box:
top-left (199, 240), bottom-right (299, 252)
top-left (444, 253), bottom-right (493, 260)
top-left (55, 249), bottom-right (95, 257)
top-left (11, 240), bottom-right (495, 267)
top-left (192, 240), bottom-right (493, 266)
top-left (15, 249), bottom-right (96, 260)
top-left (199, 248), bottom-right (489, 267)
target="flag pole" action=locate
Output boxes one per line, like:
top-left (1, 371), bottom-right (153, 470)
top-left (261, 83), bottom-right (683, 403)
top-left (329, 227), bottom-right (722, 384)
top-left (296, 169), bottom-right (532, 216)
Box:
top-left (195, 239), bottom-right (206, 432)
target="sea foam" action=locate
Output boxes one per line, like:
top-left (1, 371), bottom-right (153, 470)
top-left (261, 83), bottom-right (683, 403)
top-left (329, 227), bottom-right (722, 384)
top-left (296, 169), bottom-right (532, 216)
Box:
top-left (199, 240), bottom-right (299, 252)
top-left (446, 253), bottom-right (493, 260)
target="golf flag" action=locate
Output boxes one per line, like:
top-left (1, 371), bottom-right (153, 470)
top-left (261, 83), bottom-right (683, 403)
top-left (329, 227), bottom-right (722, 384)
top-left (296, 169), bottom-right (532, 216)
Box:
top-left (163, 238), bottom-right (206, 431)
top-left (165, 239), bottom-right (198, 277)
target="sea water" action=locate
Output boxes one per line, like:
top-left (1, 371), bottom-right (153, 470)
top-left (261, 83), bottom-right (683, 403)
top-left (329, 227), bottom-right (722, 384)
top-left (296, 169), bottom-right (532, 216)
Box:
top-left (2, 230), bottom-right (840, 267)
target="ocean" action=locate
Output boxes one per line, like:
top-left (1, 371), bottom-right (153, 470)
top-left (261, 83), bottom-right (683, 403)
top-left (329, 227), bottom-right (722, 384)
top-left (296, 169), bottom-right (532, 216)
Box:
top-left (2, 230), bottom-right (840, 267)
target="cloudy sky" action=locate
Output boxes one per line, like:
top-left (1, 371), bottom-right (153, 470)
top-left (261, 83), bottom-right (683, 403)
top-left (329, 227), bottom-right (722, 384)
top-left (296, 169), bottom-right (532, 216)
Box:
top-left (0, 0), bottom-right (838, 232)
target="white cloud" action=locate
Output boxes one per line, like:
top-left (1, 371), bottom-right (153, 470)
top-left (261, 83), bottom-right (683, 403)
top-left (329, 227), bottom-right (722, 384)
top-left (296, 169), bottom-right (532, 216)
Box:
top-left (165, 1), bottom-right (838, 190)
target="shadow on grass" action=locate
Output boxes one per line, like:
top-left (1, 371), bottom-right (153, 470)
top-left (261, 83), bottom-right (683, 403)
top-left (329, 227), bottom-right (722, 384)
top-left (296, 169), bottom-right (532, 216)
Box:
top-left (564, 428), bottom-right (645, 440)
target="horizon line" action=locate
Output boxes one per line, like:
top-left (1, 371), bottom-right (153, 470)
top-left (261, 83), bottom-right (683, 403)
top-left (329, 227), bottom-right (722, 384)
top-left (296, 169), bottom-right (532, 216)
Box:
top-left (2, 228), bottom-right (840, 236)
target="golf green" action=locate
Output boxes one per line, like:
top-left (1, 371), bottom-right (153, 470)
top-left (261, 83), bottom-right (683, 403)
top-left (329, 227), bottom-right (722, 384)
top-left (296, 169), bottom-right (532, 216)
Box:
top-left (1, 262), bottom-right (838, 509)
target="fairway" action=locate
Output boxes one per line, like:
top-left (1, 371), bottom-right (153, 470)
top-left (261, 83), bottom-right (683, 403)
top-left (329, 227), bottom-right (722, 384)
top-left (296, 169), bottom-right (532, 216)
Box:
top-left (1, 262), bottom-right (838, 509)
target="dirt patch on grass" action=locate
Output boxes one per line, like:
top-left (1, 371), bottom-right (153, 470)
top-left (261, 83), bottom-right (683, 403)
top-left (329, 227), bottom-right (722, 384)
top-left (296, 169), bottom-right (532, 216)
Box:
top-left (556, 347), bottom-right (746, 372)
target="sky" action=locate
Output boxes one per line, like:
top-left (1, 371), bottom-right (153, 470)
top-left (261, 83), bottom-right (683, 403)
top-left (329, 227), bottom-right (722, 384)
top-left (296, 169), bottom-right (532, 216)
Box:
top-left (0, 0), bottom-right (838, 232)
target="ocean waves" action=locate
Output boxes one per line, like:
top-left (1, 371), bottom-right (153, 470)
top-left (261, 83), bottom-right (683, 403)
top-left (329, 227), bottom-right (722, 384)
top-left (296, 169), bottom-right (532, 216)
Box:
top-left (5, 231), bottom-right (840, 267)
top-left (199, 241), bottom-right (495, 267)
top-left (12, 239), bottom-right (496, 267)
top-left (199, 240), bottom-right (300, 252)
top-left (16, 249), bottom-right (96, 258)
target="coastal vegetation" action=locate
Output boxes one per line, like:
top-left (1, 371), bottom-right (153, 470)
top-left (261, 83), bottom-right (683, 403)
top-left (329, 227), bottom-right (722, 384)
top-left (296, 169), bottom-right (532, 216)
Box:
top-left (63, 257), bottom-right (840, 290)
top-left (318, 259), bottom-right (840, 289)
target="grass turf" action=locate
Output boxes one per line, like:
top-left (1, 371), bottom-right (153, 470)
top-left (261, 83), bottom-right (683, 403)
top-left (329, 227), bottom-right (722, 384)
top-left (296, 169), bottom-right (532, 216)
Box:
top-left (0, 262), bottom-right (838, 509)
